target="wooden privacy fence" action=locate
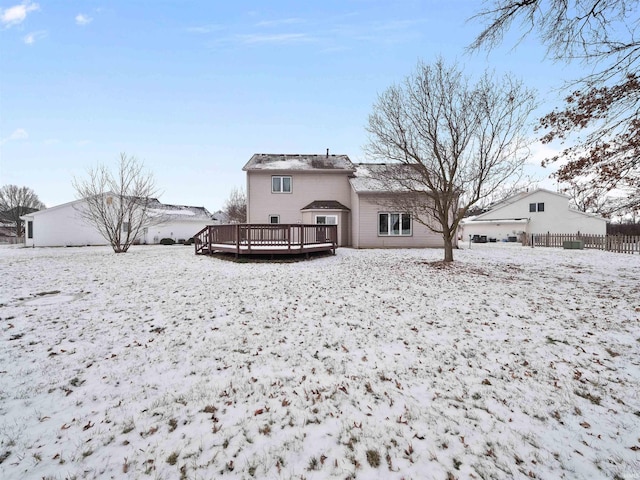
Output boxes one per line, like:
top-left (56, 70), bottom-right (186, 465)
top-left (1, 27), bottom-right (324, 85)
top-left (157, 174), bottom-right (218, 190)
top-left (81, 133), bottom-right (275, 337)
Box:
top-left (529, 233), bottom-right (640, 254)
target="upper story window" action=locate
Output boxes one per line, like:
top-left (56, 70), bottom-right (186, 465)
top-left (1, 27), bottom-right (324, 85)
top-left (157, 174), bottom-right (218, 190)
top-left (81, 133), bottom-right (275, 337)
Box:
top-left (272, 176), bottom-right (292, 193)
top-left (379, 212), bottom-right (411, 236)
top-left (529, 202), bottom-right (545, 212)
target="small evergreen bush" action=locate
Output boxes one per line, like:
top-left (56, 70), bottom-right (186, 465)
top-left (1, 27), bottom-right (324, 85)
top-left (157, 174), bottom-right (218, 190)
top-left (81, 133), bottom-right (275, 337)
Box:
top-left (159, 238), bottom-right (175, 245)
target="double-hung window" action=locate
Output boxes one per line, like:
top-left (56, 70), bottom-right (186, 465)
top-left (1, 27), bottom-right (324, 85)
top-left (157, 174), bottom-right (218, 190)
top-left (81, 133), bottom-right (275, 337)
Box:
top-left (272, 176), bottom-right (292, 193)
top-left (529, 202), bottom-right (545, 212)
top-left (27, 221), bottom-right (33, 239)
top-left (315, 215), bottom-right (337, 225)
top-left (378, 213), bottom-right (411, 236)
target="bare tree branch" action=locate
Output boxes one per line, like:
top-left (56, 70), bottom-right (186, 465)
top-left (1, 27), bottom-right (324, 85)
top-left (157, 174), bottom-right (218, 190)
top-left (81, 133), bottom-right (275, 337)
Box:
top-left (469, 0), bottom-right (640, 214)
top-left (72, 153), bottom-right (161, 253)
top-left (0, 185), bottom-right (46, 236)
top-left (223, 187), bottom-right (247, 224)
top-left (366, 59), bottom-right (536, 262)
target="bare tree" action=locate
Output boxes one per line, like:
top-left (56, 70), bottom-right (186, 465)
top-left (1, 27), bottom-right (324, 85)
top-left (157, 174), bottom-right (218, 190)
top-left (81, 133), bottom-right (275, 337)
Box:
top-left (73, 153), bottom-right (160, 253)
top-left (223, 187), bottom-right (247, 223)
top-left (470, 0), bottom-right (640, 212)
top-left (366, 59), bottom-right (536, 262)
top-left (0, 185), bottom-right (46, 236)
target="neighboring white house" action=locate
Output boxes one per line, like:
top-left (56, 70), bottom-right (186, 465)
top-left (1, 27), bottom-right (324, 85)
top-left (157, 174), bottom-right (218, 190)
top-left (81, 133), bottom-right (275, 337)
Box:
top-left (21, 196), bottom-right (213, 247)
top-left (243, 153), bottom-right (454, 249)
top-left (459, 188), bottom-right (607, 242)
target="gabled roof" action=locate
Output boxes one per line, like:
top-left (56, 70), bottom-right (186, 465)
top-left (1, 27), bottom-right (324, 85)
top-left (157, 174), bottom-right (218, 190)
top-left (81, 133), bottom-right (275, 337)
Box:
top-left (146, 199), bottom-right (212, 221)
top-left (243, 153), bottom-right (355, 172)
top-left (301, 200), bottom-right (350, 211)
top-left (20, 194), bottom-right (211, 222)
top-left (475, 189), bottom-right (569, 220)
top-left (472, 188), bottom-right (607, 222)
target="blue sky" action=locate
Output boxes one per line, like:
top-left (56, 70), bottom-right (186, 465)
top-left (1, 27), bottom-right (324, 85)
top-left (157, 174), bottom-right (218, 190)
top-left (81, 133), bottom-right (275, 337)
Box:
top-left (1, 0), bottom-right (582, 210)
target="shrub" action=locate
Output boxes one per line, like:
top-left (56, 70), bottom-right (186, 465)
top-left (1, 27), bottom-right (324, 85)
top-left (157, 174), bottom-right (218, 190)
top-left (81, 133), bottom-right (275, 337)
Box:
top-left (159, 238), bottom-right (175, 245)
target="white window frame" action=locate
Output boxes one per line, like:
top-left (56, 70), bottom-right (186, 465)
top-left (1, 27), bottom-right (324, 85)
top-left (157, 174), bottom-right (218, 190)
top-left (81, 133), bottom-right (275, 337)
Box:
top-left (378, 212), bottom-right (412, 236)
top-left (271, 176), bottom-right (292, 193)
top-left (315, 215), bottom-right (338, 225)
top-left (268, 214), bottom-right (280, 224)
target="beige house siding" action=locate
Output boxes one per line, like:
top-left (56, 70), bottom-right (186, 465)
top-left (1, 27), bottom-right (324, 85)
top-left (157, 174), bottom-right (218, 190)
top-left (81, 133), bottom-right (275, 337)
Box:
top-left (353, 194), bottom-right (444, 248)
top-left (247, 171), bottom-right (352, 225)
top-left (350, 187), bottom-right (360, 247)
top-left (301, 210), bottom-right (350, 246)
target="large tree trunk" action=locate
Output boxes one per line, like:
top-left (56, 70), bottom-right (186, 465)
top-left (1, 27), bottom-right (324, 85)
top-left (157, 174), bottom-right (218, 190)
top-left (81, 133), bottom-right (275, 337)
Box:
top-left (443, 235), bottom-right (454, 262)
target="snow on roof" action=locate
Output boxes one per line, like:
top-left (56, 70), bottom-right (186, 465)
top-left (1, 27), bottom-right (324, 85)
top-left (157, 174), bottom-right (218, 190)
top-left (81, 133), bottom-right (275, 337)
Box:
top-left (243, 153), bottom-right (355, 171)
top-left (349, 163), bottom-right (417, 193)
top-left (146, 199), bottom-right (212, 221)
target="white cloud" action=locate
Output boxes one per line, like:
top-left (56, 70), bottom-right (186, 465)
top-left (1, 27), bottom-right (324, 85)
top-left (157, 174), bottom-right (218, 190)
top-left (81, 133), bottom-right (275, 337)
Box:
top-left (0, 128), bottom-right (28, 145)
top-left (186, 24), bottom-right (222, 34)
top-left (1, 1), bottom-right (39, 27)
top-left (23, 30), bottom-right (46, 44)
top-left (237, 33), bottom-right (311, 45)
top-left (75, 13), bottom-right (92, 26)
top-left (255, 18), bottom-right (304, 27)
top-left (527, 141), bottom-right (563, 166)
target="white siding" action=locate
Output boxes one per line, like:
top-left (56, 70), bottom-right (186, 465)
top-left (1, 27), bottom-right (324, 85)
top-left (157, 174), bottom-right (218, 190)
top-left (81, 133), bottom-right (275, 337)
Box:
top-left (143, 221), bottom-right (210, 244)
top-left (459, 221), bottom-right (528, 242)
top-left (23, 200), bottom-right (107, 247)
top-left (471, 190), bottom-right (607, 236)
top-left (23, 199), bottom-right (211, 247)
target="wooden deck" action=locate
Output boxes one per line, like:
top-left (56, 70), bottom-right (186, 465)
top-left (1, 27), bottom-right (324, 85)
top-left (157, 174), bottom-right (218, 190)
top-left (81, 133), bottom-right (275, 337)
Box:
top-left (194, 224), bottom-right (338, 257)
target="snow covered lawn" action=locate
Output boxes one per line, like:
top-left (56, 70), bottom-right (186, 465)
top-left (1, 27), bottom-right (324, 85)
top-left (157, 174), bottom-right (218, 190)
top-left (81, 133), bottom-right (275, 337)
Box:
top-left (1, 244), bottom-right (638, 479)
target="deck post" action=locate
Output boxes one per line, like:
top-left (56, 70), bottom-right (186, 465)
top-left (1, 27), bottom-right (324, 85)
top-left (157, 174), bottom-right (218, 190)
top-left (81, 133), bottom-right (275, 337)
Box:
top-left (235, 224), bottom-right (240, 258)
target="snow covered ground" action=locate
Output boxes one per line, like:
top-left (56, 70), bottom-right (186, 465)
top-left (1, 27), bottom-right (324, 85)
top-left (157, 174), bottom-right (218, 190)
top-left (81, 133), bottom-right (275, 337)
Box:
top-left (0, 244), bottom-right (638, 480)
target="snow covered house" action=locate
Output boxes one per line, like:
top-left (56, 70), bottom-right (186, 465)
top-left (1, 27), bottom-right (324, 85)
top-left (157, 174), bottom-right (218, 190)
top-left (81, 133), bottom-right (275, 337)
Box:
top-left (21, 196), bottom-right (212, 247)
top-left (243, 153), bottom-right (449, 248)
top-left (459, 188), bottom-right (607, 242)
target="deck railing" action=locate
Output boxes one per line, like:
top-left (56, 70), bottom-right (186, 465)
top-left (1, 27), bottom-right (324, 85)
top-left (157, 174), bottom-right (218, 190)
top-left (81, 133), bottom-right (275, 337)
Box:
top-left (194, 224), bottom-right (337, 256)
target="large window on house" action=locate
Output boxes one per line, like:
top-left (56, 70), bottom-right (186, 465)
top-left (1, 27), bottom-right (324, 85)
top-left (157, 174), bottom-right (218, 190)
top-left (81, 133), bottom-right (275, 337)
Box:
top-left (378, 213), bottom-right (411, 236)
top-left (27, 221), bottom-right (33, 239)
top-left (315, 215), bottom-right (337, 225)
top-left (272, 176), bottom-right (292, 193)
